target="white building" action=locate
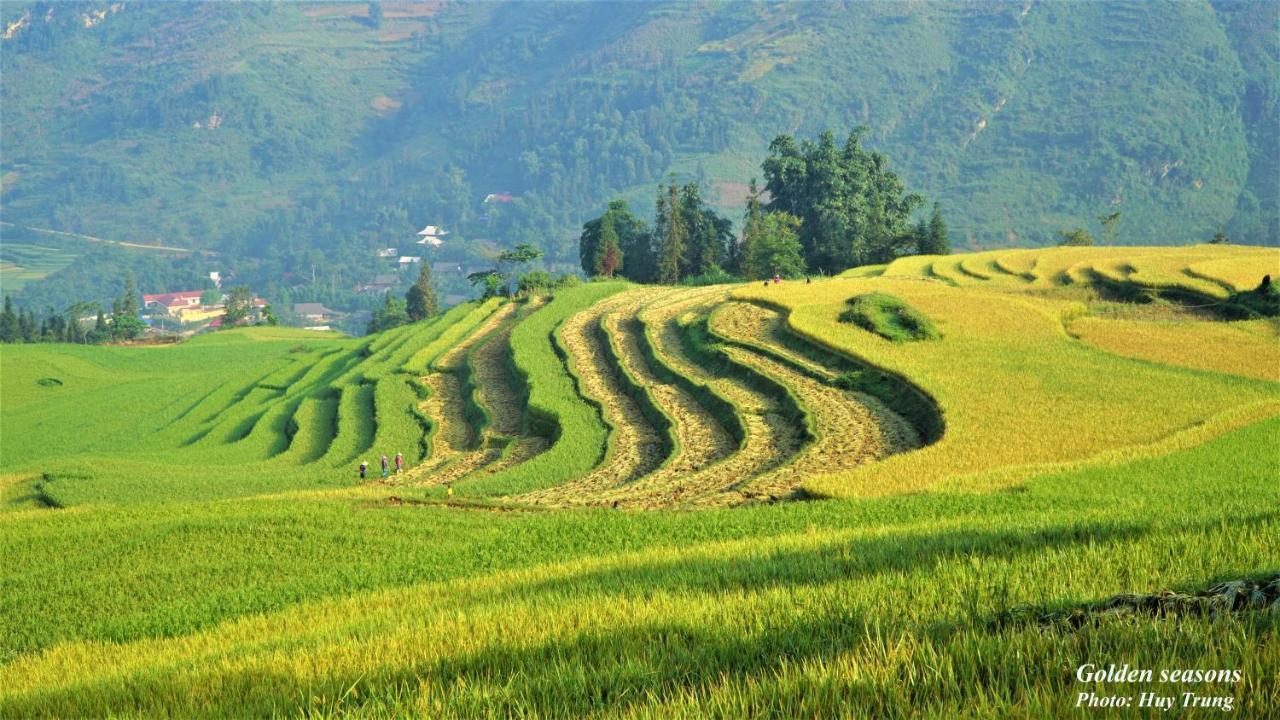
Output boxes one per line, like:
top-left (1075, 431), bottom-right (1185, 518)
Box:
top-left (417, 224), bottom-right (448, 247)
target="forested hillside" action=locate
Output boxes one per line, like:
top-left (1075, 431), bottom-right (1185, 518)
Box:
top-left (2, 1), bottom-right (1276, 307)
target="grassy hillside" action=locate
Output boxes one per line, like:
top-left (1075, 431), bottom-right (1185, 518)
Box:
top-left (2, 247), bottom-right (1278, 715)
top-left (1, 1), bottom-right (1275, 306)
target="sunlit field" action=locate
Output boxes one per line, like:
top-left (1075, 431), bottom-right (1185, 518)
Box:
top-left (2, 246), bottom-right (1277, 717)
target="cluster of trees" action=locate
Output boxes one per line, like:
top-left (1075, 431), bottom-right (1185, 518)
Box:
top-left (579, 130), bottom-right (950, 283)
top-left (762, 129), bottom-right (933, 272)
top-left (367, 260), bottom-right (439, 334)
top-left (0, 274), bottom-right (145, 345)
top-left (222, 285), bottom-right (276, 327)
top-left (367, 254), bottom-right (447, 334)
top-left (579, 182), bottom-right (734, 284)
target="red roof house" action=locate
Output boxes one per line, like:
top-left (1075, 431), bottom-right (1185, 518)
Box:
top-left (143, 291), bottom-right (203, 312)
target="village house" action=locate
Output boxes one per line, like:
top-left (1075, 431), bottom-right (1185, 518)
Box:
top-left (143, 291), bottom-right (202, 314)
top-left (356, 273), bottom-right (399, 294)
top-left (143, 291), bottom-right (224, 324)
top-left (145, 289), bottom-right (268, 328)
top-left (417, 224), bottom-right (448, 247)
top-left (293, 303), bottom-right (339, 324)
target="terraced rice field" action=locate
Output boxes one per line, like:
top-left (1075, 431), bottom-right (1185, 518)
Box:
top-left (3, 246), bottom-right (1278, 716)
top-left (6, 245), bottom-right (1276, 510)
top-left (0, 241), bottom-right (80, 291)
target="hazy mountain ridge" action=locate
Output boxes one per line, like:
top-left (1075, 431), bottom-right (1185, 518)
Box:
top-left (1, 1), bottom-right (1275, 277)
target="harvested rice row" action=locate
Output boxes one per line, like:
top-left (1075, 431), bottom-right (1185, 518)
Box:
top-left (460, 298), bottom-right (552, 479)
top-left (693, 339), bottom-right (922, 505)
top-left (408, 304), bottom-right (517, 483)
top-left (705, 300), bottom-right (834, 381)
top-left (604, 311), bottom-right (735, 480)
top-left (603, 288), bottom-right (803, 507)
top-left (518, 289), bottom-right (669, 506)
top-left (419, 300), bottom-right (552, 486)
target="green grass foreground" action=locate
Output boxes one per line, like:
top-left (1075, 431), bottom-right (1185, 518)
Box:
top-left (1, 416), bottom-right (1277, 716)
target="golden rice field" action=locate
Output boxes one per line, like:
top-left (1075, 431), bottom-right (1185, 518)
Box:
top-left (1, 246), bottom-right (1277, 717)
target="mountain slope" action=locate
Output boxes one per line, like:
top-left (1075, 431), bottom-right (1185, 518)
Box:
top-left (1, 1), bottom-right (1275, 290)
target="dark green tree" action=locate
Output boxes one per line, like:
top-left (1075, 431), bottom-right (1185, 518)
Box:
top-left (89, 308), bottom-right (110, 344)
top-left (655, 182), bottom-right (686, 284)
top-left (19, 309), bottom-right (36, 342)
top-left (762, 128), bottom-right (922, 273)
top-left (745, 212), bottom-right (806, 280)
top-left (594, 213), bottom-right (622, 278)
top-left (734, 179), bottom-right (765, 275)
top-left (222, 286), bottom-right (255, 326)
top-left (405, 261), bottom-right (438, 321)
top-left (467, 269), bottom-right (505, 299)
top-left (0, 296), bottom-right (17, 343)
top-left (1057, 228), bottom-right (1095, 246)
top-left (1210, 227), bottom-right (1229, 244)
top-left (120, 271), bottom-right (140, 317)
top-left (111, 273), bottom-right (146, 340)
top-left (579, 200), bottom-right (651, 281)
top-left (497, 242), bottom-right (543, 295)
top-left (678, 182), bottom-right (733, 277)
top-left (367, 294), bottom-right (409, 334)
top-left (916, 202), bottom-right (950, 255)
top-left (1098, 211), bottom-right (1122, 245)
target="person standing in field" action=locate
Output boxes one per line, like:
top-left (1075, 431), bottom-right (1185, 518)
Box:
top-left (773, 273), bottom-right (781, 284)
top-left (380, 454), bottom-right (389, 478)
top-left (395, 452), bottom-right (404, 474)
top-left (359, 460), bottom-right (368, 480)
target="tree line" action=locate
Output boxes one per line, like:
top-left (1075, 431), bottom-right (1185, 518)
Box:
top-left (579, 129), bottom-right (949, 283)
top-left (0, 272), bottom-right (282, 344)
top-left (0, 273), bottom-right (145, 345)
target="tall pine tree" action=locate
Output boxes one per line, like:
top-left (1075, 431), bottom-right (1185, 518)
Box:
top-left (922, 202), bottom-right (949, 254)
top-left (0, 296), bottom-right (17, 343)
top-left (595, 213), bottom-right (622, 278)
top-left (737, 179), bottom-right (765, 276)
top-left (405, 260), bottom-right (438, 321)
top-left (655, 182), bottom-right (686, 285)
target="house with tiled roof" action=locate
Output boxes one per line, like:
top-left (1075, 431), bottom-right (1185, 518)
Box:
top-left (143, 291), bottom-right (203, 314)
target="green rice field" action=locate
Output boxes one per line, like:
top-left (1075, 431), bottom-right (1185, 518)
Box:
top-left (1, 246), bottom-right (1277, 717)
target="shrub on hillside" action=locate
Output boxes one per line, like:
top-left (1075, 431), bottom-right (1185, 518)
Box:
top-left (839, 293), bottom-right (940, 342)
